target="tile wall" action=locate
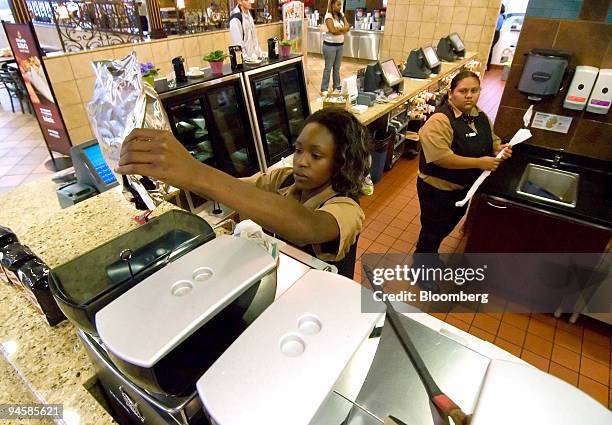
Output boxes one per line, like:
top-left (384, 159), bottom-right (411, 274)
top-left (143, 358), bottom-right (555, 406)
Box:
top-left (494, 17), bottom-right (612, 161)
top-left (41, 23), bottom-right (284, 146)
top-left (381, 0), bottom-right (502, 69)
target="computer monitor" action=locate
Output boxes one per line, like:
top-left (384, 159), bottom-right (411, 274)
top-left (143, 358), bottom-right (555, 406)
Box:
top-left (449, 32), bottom-right (465, 53)
top-left (363, 63), bottom-right (383, 92)
top-left (421, 45), bottom-right (441, 70)
top-left (379, 58), bottom-right (403, 87)
top-left (70, 139), bottom-right (119, 193)
top-left (437, 33), bottom-right (466, 61)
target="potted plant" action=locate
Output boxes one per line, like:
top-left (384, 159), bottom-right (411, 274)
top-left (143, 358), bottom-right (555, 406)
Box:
top-left (279, 39), bottom-right (293, 57)
top-left (140, 62), bottom-right (159, 86)
top-left (203, 50), bottom-right (228, 75)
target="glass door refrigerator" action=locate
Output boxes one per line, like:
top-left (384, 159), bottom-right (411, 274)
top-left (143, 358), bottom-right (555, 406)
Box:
top-left (159, 73), bottom-right (263, 179)
top-left (242, 56), bottom-right (310, 170)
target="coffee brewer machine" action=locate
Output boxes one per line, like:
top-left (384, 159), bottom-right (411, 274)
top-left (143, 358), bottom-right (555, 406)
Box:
top-left (50, 210), bottom-right (277, 424)
top-left (172, 56), bottom-right (188, 83)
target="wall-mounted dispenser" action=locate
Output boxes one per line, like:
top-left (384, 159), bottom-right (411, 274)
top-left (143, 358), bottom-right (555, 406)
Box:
top-left (518, 49), bottom-right (571, 101)
top-left (586, 69), bottom-right (612, 114)
top-left (563, 66), bottom-right (599, 110)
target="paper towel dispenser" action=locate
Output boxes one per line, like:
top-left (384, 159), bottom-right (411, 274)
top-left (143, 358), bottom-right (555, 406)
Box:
top-left (518, 49), bottom-right (571, 101)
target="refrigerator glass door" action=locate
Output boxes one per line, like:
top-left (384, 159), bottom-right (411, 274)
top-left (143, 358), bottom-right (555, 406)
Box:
top-left (253, 74), bottom-right (292, 164)
top-left (165, 98), bottom-right (218, 169)
top-left (205, 83), bottom-right (259, 177)
top-left (279, 67), bottom-right (308, 145)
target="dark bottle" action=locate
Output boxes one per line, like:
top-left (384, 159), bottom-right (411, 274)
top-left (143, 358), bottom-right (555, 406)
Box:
top-left (267, 37), bottom-right (279, 60)
top-left (172, 56), bottom-right (187, 83)
top-left (229, 45), bottom-right (243, 70)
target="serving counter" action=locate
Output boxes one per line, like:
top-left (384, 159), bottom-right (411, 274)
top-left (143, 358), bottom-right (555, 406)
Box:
top-left (310, 52), bottom-right (479, 127)
top-left (2, 178), bottom-right (609, 424)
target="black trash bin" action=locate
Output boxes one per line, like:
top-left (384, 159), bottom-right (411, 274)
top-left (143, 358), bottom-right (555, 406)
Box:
top-left (370, 128), bottom-right (395, 184)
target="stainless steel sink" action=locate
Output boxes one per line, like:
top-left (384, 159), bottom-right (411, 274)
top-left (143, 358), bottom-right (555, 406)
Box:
top-left (516, 163), bottom-right (579, 208)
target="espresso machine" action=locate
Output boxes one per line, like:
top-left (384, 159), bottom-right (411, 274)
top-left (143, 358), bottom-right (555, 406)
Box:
top-left (49, 210), bottom-right (278, 424)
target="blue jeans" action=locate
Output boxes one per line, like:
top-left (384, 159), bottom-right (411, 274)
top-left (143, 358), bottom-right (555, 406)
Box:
top-left (321, 43), bottom-right (343, 92)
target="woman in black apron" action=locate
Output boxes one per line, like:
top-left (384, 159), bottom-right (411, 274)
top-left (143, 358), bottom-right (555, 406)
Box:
top-left (415, 71), bottom-right (512, 257)
top-left (117, 109), bottom-right (370, 278)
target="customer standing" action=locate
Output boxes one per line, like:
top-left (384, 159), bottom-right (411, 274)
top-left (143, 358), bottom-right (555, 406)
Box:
top-left (487, 4), bottom-right (505, 69)
top-left (415, 71), bottom-right (512, 256)
top-left (320, 0), bottom-right (349, 95)
top-left (229, 0), bottom-right (263, 60)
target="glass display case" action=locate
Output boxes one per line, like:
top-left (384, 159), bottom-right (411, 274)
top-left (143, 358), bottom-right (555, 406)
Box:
top-left (243, 56), bottom-right (310, 169)
top-left (160, 74), bottom-right (261, 178)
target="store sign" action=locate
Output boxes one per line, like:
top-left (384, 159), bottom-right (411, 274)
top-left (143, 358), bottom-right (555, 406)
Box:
top-left (531, 112), bottom-right (573, 134)
top-left (283, 1), bottom-right (304, 49)
top-left (3, 23), bottom-right (72, 155)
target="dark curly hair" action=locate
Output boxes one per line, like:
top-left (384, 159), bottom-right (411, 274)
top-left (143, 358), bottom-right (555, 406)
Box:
top-left (304, 109), bottom-right (371, 198)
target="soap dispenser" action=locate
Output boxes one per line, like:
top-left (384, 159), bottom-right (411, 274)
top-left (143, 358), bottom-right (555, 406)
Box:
top-left (586, 69), bottom-right (612, 114)
top-left (563, 65), bottom-right (598, 110)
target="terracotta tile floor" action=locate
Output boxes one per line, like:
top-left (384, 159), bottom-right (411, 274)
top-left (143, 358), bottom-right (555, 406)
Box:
top-left (0, 55), bottom-right (610, 409)
top-left (348, 63), bottom-right (612, 409)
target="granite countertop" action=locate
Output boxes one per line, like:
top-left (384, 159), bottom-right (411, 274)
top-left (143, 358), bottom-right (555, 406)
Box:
top-left (480, 143), bottom-right (612, 228)
top-left (0, 180), bottom-right (177, 425)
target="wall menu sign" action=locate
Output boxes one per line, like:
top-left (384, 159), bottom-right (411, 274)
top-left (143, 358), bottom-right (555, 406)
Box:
top-left (2, 22), bottom-right (72, 155)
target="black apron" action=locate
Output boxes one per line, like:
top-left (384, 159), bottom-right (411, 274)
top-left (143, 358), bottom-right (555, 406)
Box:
top-left (279, 175), bottom-right (359, 279)
top-left (419, 103), bottom-right (493, 187)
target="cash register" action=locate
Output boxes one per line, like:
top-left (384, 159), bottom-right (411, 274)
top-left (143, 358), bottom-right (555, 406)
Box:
top-left (437, 32), bottom-right (466, 62)
top-left (55, 140), bottom-right (118, 208)
top-left (402, 45), bottom-right (442, 79)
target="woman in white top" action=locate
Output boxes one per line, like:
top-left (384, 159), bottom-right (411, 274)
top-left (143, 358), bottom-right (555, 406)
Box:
top-left (320, 0), bottom-right (349, 95)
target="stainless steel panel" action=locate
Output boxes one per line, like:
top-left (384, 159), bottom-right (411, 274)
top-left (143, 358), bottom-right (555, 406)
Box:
top-left (516, 163), bottom-right (579, 208)
top-left (343, 33), bottom-right (359, 58)
top-left (347, 315), bottom-right (490, 424)
top-left (308, 30), bottom-right (322, 54)
top-left (358, 33), bottom-right (381, 60)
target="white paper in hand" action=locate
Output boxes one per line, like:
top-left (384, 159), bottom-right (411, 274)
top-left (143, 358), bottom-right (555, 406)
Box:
top-left (455, 129), bottom-right (532, 208)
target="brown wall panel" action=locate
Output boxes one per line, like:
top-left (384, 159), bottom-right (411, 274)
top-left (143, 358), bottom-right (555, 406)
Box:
top-left (496, 16), bottom-right (612, 159)
top-left (553, 20), bottom-right (612, 69)
top-left (512, 18), bottom-right (559, 66)
top-left (569, 120), bottom-right (612, 161)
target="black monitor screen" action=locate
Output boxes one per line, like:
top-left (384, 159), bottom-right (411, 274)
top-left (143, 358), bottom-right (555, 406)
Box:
top-left (379, 59), bottom-right (402, 87)
top-left (83, 143), bottom-right (117, 185)
top-left (422, 46), bottom-right (441, 69)
top-left (449, 33), bottom-right (465, 52)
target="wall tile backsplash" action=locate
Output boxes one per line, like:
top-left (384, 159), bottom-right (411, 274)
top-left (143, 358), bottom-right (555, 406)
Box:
top-left (381, 0), bottom-right (503, 67)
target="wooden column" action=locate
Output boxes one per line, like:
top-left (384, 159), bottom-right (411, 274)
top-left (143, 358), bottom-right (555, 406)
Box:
top-left (146, 0), bottom-right (167, 39)
top-left (9, 0), bottom-right (30, 23)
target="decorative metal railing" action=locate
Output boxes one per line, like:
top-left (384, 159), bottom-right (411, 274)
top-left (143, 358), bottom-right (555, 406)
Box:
top-left (25, 0), bottom-right (281, 52)
top-left (26, 0), bottom-right (144, 52)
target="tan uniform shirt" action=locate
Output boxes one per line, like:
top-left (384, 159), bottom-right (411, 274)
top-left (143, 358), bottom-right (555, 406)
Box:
top-left (245, 167), bottom-right (364, 262)
top-left (418, 101), bottom-right (501, 191)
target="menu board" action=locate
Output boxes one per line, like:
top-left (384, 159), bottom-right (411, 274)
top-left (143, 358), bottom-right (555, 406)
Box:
top-left (3, 23), bottom-right (72, 155)
top-left (282, 1), bottom-right (304, 51)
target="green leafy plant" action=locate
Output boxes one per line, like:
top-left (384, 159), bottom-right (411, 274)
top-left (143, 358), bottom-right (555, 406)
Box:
top-left (203, 50), bottom-right (228, 62)
top-left (279, 39), bottom-right (293, 46)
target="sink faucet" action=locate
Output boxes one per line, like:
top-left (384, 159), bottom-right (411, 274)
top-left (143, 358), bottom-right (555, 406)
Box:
top-left (552, 148), bottom-right (564, 168)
